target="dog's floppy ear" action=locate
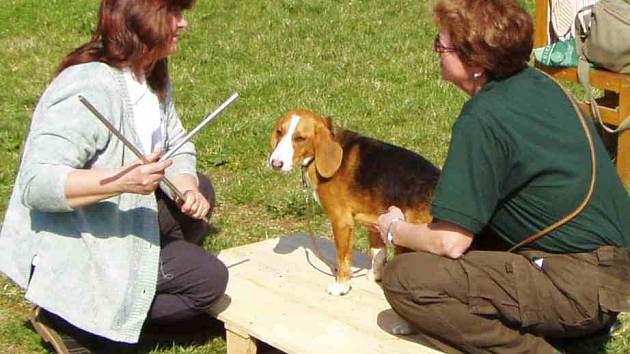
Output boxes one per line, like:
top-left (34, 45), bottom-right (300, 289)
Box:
top-left (314, 121), bottom-right (342, 178)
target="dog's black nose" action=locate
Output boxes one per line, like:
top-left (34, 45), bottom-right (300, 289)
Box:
top-left (271, 159), bottom-right (283, 170)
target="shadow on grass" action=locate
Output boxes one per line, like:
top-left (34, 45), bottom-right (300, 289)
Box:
top-left (23, 308), bottom-right (228, 354)
top-left (137, 315), bottom-right (227, 353)
top-left (546, 320), bottom-right (621, 354)
top-left (559, 330), bottom-right (615, 354)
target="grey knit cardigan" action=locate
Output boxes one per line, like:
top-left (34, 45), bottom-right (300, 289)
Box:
top-left (0, 62), bottom-right (197, 343)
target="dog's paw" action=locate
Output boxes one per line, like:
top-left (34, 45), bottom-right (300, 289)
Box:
top-left (326, 282), bottom-right (351, 296)
top-left (389, 319), bottom-right (416, 335)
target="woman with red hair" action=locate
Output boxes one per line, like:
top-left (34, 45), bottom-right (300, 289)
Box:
top-left (0, 0), bottom-right (227, 352)
top-left (375, 0), bottom-right (630, 352)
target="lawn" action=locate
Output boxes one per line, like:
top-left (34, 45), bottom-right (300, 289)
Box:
top-left (0, 0), bottom-right (627, 353)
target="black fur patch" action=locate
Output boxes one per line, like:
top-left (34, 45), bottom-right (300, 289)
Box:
top-left (338, 131), bottom-right (440, 208)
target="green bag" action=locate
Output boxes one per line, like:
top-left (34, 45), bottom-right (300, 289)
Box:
top-left (575, 0), bottom-right (630, 132)
top-left (533, 38), bottom-right (580, 67)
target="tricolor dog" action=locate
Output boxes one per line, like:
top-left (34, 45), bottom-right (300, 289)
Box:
top-left (269, 109), bottom-right (440, 296)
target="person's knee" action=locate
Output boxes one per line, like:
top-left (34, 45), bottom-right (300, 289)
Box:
top-left (383, 252), bottom-right (444, 291)
top-left (197, 173), bottom-right (216, 217)
top-left (383, 252), bottom-right (463, 311)
top-left (382, 253), bottom-right (416, 311)
top-left (202, 255), bottom-right (228, 301)
top-left (382, 254), bottom-right (405, 293)
top-left (189, 253), bottom-right (228, 311)
top-left (164, 239), bottom-right (228, 311)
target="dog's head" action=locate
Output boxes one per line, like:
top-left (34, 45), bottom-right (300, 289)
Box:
top-left (269, 109), bottom-right (343, 178)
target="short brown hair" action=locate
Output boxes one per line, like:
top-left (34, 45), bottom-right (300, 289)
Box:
top-left (58, 0), bottom-right (195, 100)
top-left (433, 0), bottom-right (533, 80)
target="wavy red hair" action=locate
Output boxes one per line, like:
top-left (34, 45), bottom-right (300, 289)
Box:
top-left (58, 0), bottom-right (195, 100)
top-left (433, 0), bottom-right (533, 80)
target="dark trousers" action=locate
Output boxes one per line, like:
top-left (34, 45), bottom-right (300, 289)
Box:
top-left (148, 173), bottom-right (228, 325)
top-left (40, 174), bottom-right (227, 350)
top-left (382, 246), bottom-right (630, 354)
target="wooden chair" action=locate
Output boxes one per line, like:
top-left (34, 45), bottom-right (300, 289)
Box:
top-left (533, 0), bottom-right (630, 185)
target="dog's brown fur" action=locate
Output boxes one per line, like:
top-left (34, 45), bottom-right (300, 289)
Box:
top-left (269, 109), bottom-right (440, 294)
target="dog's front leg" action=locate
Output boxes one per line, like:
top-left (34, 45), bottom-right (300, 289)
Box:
top-left (367, 229), bottom-right (386, 282)
top-left (327, 218), bottom-right (353, 296)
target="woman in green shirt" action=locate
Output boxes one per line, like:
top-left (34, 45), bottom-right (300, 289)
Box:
top-left (374, 0), bottom-right (630, 352)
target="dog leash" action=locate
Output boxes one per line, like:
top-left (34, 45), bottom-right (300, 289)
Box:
top-left (300, 164), bottom-right (367, 278)
top-left (508, 69), bottom-right (596, 252)
top-left (301, 164), bottom-right (339, 275)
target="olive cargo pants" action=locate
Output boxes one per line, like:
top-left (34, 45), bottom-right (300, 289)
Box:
top-left (382, 247), bottom-right (630, 353)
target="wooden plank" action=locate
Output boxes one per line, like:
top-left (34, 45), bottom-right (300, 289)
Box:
top-left (617, 85), bottom-right (630, 185)
top-left (534, 63), bottom-right (630, 93)
top-left (533, 0), bottom-right (549, 49)
top-left (209, 234), bottom-right (441, 354)
top-left (225, 323), bottom-right (258, 354)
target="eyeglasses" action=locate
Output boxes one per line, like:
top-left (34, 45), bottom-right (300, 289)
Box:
top-left (432, 34), bottom-right (458, 53)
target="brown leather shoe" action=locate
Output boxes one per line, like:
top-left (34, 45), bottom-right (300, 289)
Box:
top-left (29, 306), bottom-right (94, 354)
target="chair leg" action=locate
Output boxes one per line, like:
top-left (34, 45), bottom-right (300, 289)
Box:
top-left (533, 0), bottom-right (550, 48)
top-left (618, 87), bottom-right (630, 186)
top-left (616, 131), bottom-right (630, 185)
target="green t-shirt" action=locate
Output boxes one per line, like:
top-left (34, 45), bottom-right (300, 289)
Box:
top-left (431, 67), bottom-right (630, 252)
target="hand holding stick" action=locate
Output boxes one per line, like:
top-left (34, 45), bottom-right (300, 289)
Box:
top-left (78, 95), bottom-right (208, 221)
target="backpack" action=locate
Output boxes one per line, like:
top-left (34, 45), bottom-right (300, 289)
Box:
top-left (575, 0), bottom-right (630, 132)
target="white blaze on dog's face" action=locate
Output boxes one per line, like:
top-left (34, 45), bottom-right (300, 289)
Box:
top-left (269, 111), bottom-right (316, 172)
top-left (269, 114), bottom-right (300, 172)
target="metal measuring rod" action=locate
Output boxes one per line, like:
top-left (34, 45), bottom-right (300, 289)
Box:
top-left (78, 95), bottom-right (187, 203)
top-left (160, 92), bottom-right (239, 161)
top-left (79, 93), bottom-right (239, 221)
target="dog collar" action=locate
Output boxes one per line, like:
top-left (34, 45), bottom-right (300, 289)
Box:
top-left (300, 162), bottom-right (320, 205)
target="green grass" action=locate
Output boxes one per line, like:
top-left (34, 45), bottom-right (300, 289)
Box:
top-left (0, 0), bottom-right (627, 353)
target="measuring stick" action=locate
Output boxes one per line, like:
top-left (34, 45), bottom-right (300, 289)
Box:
top-left (160, 92), bottom-right (239, 161)
top-left (78, 95), bottom-right (187, 203)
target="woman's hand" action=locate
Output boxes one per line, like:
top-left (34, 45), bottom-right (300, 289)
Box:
top-left (64, 150), bottom-right (172, 208)
top-left (178, 189), bottom-right (210, 220)
top-left (116, 150), bottom-right (173, 195)
top-left (372, 206), bottom-right (474, 258)
top-left (373, 206), bottom-right (406, 245)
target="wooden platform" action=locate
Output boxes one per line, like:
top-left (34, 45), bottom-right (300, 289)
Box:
top-left (208, 233), bottom-right (440, 354)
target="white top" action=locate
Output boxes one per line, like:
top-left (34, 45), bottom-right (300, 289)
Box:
top-left (122, 68), bottom-right (162, 154)
top-left (550, 0), bottom-right (598, 41)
